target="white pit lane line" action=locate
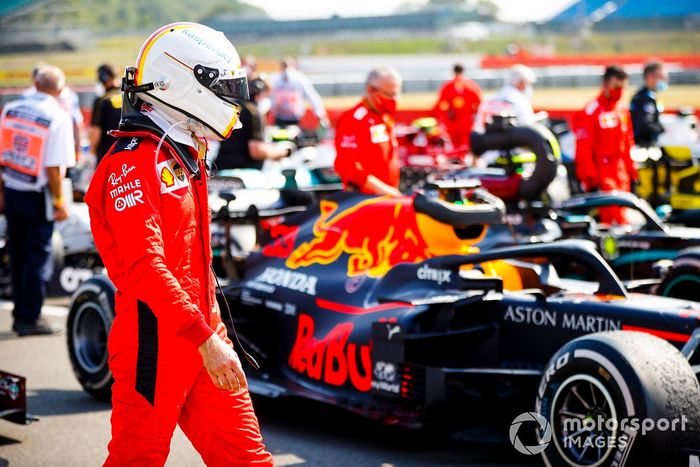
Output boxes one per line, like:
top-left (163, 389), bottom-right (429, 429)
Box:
top-left (0, 300), bottom-right (68, 318)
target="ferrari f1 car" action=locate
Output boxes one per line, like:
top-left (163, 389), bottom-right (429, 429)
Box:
top-left (67, 190), bottom-right (700, 466)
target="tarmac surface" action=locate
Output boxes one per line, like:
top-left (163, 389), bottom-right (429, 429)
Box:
top-left (0, 300), bottom-right (538, 467)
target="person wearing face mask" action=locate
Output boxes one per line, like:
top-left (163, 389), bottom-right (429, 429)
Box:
top-left (574, 65), bottom-right (637, 224)
top-left (630, 61), bottom-right (667, 147)
top-left (214, 74), bottom-right (291, 171)
top-left (334, 67), bottom-right (402, 196)
top-left (472, 64), bottom-right (537, 134)
top-left (89, 63), bottom-right (122, 165)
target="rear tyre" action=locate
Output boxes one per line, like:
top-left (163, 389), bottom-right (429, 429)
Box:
top-left (536, 331), bottom-right (700, 467)
top-left (66, 275), bottom-right (115, 402)
top-left (658, 264), bottom-right (700, 301)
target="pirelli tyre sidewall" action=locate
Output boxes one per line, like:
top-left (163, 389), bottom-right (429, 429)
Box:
top-left (67, 275), bottom-right (115, 402)
top-left (536, 331), bottom-right (700, 467)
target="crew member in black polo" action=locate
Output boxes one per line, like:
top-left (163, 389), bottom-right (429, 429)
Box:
top-left (89, 63), bottom-right (122, 164)
top-left (630, 61), bottom-right (667, 147)
top-left (215, 75), bottom-right (290, 170)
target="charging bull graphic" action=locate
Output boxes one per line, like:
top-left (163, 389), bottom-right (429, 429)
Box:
top-left (286, 196), bottom-right (432, 278)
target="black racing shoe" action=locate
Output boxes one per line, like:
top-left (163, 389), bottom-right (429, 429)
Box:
top-left (13, 318), bottom-right (55, 337)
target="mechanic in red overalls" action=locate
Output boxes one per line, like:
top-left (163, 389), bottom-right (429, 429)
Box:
top-left (334, 67), bottom-right (403, 196)
top-left (84, 23), bottom-right (272, 466)
top-left (432, 63), bottom-right (482, 151)
top-left (574, 65), bottom-right (637, 224)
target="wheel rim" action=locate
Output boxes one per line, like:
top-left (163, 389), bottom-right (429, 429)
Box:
top-left (72, 302), bottom-right (109, 374)
top-left (550, 374), bottom-right (618, 467)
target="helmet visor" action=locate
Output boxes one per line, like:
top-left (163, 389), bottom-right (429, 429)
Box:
top-left (194, 65), bottom-right (249, 102)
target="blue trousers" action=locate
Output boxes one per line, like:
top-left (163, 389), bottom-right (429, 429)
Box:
top-left (5, 188), bottom-right (54, 325)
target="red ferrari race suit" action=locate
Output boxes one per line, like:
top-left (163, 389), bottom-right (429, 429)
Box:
top-left (84, 131), bottom-right (273, 466)
top-left (432, 77), bottom-right (482, 150)
top-left (334, 100), bottom-right (399, 193)
top-left (574, 93), bottom-right (637, 224)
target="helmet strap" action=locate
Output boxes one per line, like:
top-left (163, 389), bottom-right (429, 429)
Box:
top-left (154, 120), bottom-right (188, 166)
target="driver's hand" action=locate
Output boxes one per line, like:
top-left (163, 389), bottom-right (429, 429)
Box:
top-left (198, 333), bottom-right (248, 394)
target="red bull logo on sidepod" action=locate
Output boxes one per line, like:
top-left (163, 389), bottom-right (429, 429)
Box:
top-left (285, 196), bottom-right (431, 278)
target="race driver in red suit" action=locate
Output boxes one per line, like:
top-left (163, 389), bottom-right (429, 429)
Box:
top-left (84, 23), bottom-right (273, 466)
top-left (574, 65), bottom-right (637, 225)
top-left (334, 67), bottom-right (403, 196)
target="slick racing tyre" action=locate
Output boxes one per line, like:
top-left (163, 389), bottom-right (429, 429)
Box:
top-left (535, 331), bottom-right (700, 467)
top-left (657, 249), bottom-right (700, 301)
top-left (67, 275), bottom-right (115, 402)
top-left (658, 264), bottom-right (700, 301)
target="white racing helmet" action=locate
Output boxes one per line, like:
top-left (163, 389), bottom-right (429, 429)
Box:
top-left (134, 22), bottom-right (248, 141)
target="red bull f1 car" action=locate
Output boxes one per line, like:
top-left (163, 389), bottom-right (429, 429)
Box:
top-left (67, 190), bottom-right (700, 466)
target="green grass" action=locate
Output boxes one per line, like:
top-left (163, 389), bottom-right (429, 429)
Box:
top-left (237, 36), bottom-right (449, 59)
top-left (241, 30), bottom-right (700, 57)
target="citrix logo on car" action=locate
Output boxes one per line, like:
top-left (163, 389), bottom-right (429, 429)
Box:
top-left (416, 264), bottom-right (452, 284)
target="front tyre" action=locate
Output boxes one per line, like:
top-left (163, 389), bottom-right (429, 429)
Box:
top-left (67, 275), bottom-right (115, 402)
top-left (536, 331), bottom-right (700, 467)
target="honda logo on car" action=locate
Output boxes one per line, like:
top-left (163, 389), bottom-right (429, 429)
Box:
top-left (252, 267), bottom-right (318, 295)
top-left (504, 306), bottom-right (621, 333)
top-left (417, 264), bottom-right (451, 284)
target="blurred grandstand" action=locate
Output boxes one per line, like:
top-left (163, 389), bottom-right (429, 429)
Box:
top-left (544, 0), bottom-right (700, 33)
top-left (0, 0), bottom-right (698, 100)
top-left (0, 0), bottom-right (87, 53)
top-left (207, 8), bottom-right (492, 41)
